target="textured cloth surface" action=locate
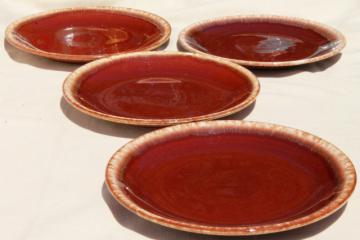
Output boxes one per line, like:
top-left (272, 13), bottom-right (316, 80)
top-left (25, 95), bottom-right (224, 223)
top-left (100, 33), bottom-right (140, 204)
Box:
top-left (1, 0), bottom-right (359, 239)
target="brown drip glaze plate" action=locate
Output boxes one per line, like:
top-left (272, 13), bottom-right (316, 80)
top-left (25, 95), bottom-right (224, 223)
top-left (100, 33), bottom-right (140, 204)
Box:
top-left (5, 7), bottom-right (171, 62)
top-left (178, 15), bottom-right (346, 68)
top-left (106, 120), bottom-right (356, 236)
top-left (63, 52), bottom-right (259, 126)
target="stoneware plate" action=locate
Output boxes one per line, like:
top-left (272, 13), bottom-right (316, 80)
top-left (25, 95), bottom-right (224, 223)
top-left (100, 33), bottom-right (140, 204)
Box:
top-left (5, 7), bottom-right (171, 62)
top-left (106, 120), bottom-right (356, 236)
top-left (178, 15), bottom-right (346, 68)
top-left (63, 52), bottom-right (259, 126)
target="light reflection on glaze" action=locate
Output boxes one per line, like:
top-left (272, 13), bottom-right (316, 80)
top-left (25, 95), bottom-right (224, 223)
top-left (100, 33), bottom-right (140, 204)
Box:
top-left (233, 33), bottom-right (302, 59)
top-left (307, 40), bottom-right (341, 58)
top-left (186, 22), bottom-right (335, 62)
top-left (54, 26), bottom-right (136, 54)
top-left (236, 34), bottom-right (300, 53)
top-left (79, 77), bottom-right (248, 119)
top-left (137, 77), bottom-right (183, 84)
top-left (56, 27), bottom-right (129, 48)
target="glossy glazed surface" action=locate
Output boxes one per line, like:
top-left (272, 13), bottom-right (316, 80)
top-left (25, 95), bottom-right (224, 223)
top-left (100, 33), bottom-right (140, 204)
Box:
top-left (77, 55), bottom-right (254, 119)
top-left (14, 9), bottom-right (165, 56)
top-left (185, 21), bottom-right (335, 62)
top-left (122, 133), bottom-right (338, 226)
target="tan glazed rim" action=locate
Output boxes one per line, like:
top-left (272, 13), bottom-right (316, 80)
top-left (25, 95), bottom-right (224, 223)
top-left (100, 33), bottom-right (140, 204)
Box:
top-left (178, 15), bottom-right (346, 68)
top-left (106, 120), bottom-right (356, 236)
top-left (62, 51), bottom-right (260, 126)
top-left (5, 6), bottom-right (171, 62)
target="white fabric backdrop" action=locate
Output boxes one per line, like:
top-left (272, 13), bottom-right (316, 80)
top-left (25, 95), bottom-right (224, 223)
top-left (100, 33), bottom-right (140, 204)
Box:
top-left (1, 0), bottom-right (359, 239)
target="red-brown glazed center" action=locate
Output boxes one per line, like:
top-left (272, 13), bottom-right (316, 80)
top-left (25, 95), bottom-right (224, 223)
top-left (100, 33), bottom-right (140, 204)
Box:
top-left (186, 22), bottom-right (332, 62)
top-left (76, 55), bottom-right (254, 119)
top-left (16, 10), bottom-right (164, 55)
top-left (123, 133), bottom-right (339, 226)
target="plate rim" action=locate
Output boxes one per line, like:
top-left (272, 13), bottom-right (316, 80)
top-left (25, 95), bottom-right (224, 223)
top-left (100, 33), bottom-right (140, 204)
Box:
top-left (62, 51), bottom-right (260, 126)
top-left (105, 120), bottom-right (356, 236)
top-left (178, 15), bottom-right (346, 68)
top-left (5, 6), bottom-right (171, 62)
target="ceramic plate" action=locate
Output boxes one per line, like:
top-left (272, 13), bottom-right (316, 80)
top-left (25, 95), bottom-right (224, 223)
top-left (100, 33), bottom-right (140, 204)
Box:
top-left (178, 15), bottom-right (346, 68)
top-left (5, 7), bottom-right (171, 62)
top-left (63, 52), bottom-right (259, 126)
top-left (106, 120), bottom-right (356, 236)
